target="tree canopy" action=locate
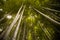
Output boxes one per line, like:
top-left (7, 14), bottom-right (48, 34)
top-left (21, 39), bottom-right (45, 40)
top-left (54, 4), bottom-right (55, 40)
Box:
top-left (0, 0), bottom-right (60, 40)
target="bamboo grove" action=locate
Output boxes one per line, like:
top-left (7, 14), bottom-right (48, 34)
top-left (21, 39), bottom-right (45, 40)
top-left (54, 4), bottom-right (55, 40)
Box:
top-left (0, 0), bottom-right (60, 40)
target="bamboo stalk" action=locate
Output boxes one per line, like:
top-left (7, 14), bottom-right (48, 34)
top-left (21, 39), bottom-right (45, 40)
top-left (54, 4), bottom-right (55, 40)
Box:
top-left (3, 4), bottom-right (23, 40)
top-left (12, 5), bottom-right (26, 40)
top-left (32, 7), bottom-right (60, 25)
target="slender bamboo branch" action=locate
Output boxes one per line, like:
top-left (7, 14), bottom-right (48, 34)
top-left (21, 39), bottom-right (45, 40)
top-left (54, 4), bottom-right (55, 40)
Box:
top-left (0, 11), bottom-right (12, 22)
top-left (40, 24), bottom-right (51, 40)
top-left (0, 11), bottom-right (13, 39)
top-left (32, 7), bottom-right (60, 25)
top-left (41, 7), bottom-right (60, 12)
top-left (12, 5), bottom-right (26, 40)
top-left (22, 24), bottom-right (26, 40)
top-left (41, 8), bottom-right (60, 20)
top-left (2, 4), bottom-right (23, 40)
top-left (17, 25), bottom-right (22, 40)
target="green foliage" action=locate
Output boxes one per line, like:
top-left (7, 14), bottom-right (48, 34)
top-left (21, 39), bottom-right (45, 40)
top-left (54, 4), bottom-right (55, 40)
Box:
top-left (0, 0), bottom-right (60, 40)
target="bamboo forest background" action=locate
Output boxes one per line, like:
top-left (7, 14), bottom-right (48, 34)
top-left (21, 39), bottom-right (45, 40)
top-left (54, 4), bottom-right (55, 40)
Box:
top-left (0, 0), bottom-right (60, 40)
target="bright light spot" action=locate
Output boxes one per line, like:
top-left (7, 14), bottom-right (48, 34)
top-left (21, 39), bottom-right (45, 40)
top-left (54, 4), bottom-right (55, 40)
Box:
top-left (0, 9), bottom-right (3, 11)
top-left (4, 0), bottom-right (6, 2)
top-left (7, 15), bottom-right (12, 19)
top-left (37, 37), bottom-right (39, 39)
top-left (0, 29), bottom-right (2, 32)
top-left (38, 37), bottom-right (39, 38)
top-left (26, 15), bottom-right (35, 23)
top-left (29, 6), bottom-right (31, 9)
top-left (35, 15), bottom-right (37, 18)
top-left (34, 26), bottom-right (38, 30)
